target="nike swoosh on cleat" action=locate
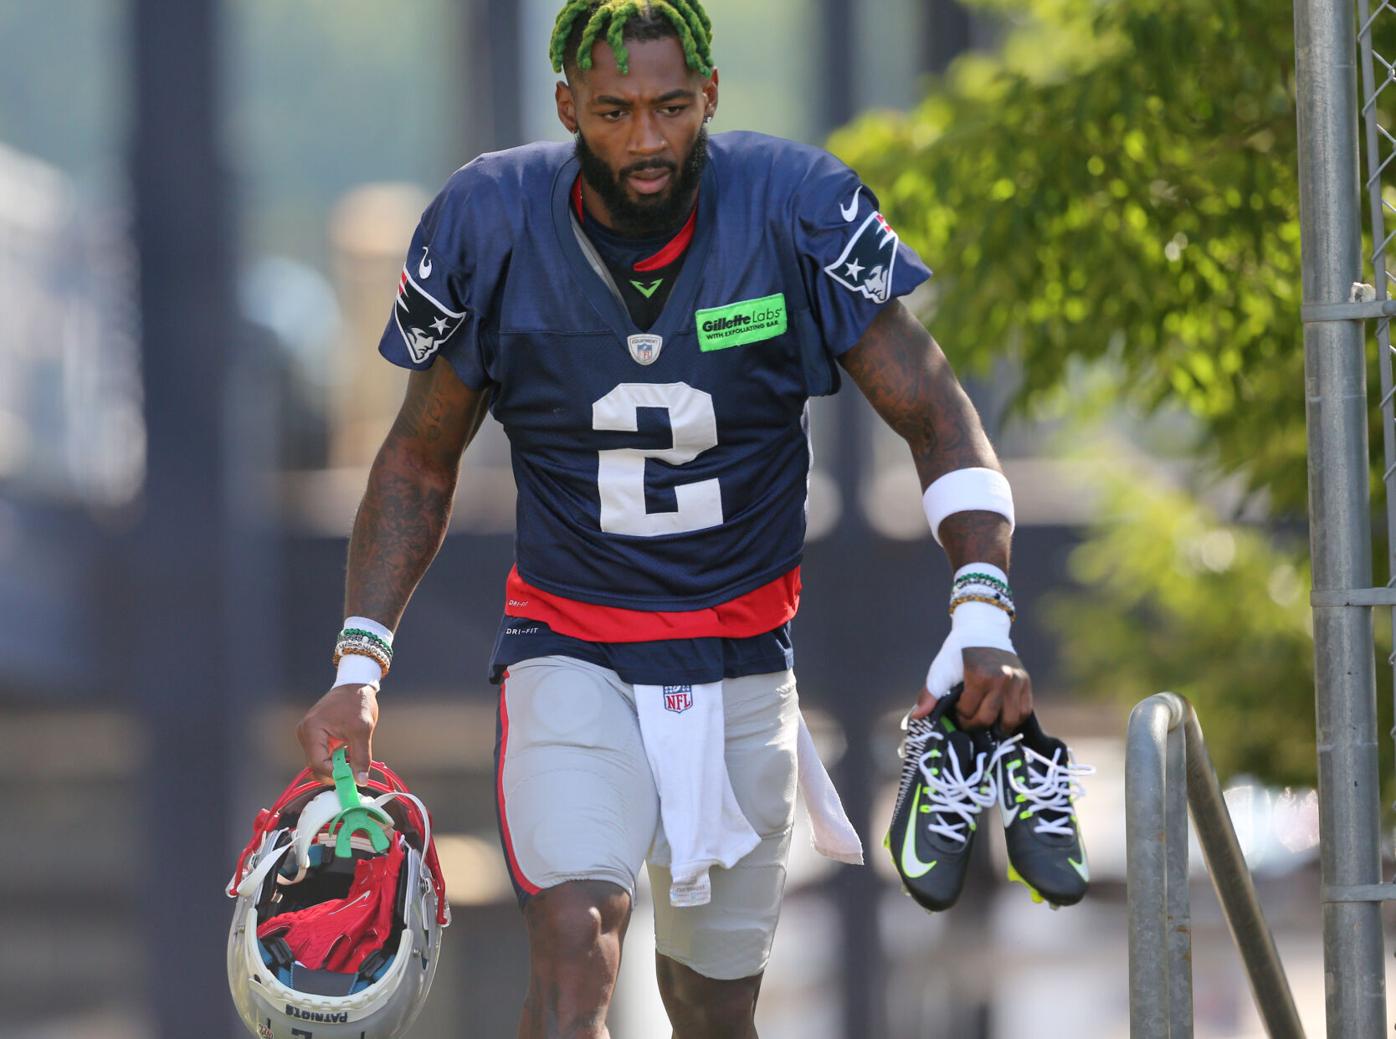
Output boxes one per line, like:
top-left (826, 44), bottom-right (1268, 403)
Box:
top-left (1068, 855), bottom-right (1090, 882)
top-left (997, 762), bottom-right (1019, 828)
top-left (899, 786), bottom-right (938, 878)
top-left (998, 789), bottom-right (1016, 829)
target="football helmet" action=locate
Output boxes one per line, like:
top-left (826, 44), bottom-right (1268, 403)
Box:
top-left (226, 754), bottom-right (450, 1039)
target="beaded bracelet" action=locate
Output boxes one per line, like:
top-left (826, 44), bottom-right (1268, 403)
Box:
top-left (949, 589), bottom-right (1016, 611)
top-left (340, 627), bottom-right (393, 662)
top-left (334, 635), bottom-right (391, 663)
top-left (953, 572), bottom-right (1013, 597)
top-left (334, 635), bottom-right (392, 677)
top-left (949, 592), bottom-right (1016, 620)
top-left (335, 646), bottom-right (391, 678)
top-left (954, 582), bottom-right (1015, 603)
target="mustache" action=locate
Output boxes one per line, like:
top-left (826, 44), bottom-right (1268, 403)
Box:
top-left (620, 159), bottom-right (677, 177)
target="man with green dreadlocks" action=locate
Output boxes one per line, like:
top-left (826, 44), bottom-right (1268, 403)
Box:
top-left (297, 1), bottom-right (1091, 1035)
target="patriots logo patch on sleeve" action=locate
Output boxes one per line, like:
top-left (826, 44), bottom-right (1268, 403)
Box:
top-left (823, 210), bottom-right (900, 304)
top-left (394, 268), bottom-right (466, 364)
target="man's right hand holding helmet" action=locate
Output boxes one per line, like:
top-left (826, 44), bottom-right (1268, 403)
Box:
top-left (297, 682), bottom-right (380, 785)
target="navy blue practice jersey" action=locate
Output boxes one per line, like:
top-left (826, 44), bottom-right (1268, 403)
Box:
top-left (379, 131), bottom-right (932, 613)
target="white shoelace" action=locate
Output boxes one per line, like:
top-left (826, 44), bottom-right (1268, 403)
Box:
top-left (901, 720), bottom-right (997, 847)
top-left (997, 733), bottom-right (1095, 837)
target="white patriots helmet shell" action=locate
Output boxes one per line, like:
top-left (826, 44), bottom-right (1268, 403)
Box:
top-left (226, 760), bottom-right (450, 1039)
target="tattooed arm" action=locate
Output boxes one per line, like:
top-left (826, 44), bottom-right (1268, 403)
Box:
top-left (839, 300), bottom-right (1032, 730)
top-left (298, 361), bottom-right (490, 781)
top-left (345, 361), bottom-right (490, 626)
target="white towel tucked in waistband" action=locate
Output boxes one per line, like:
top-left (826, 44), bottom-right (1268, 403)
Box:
top-left (634, 679), bottom-right (863, 908)
top-left (797, 716), bottom-right (864, 865)
top-left (634, 680), bottom-right (759, 907)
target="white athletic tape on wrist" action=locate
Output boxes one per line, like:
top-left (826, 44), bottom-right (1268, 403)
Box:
top-left (924, 601), bottom-right (1017, 700)
top-left (923, 468), bottom-right (1015, 547)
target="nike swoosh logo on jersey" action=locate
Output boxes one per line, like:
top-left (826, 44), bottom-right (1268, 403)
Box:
top-left (900, 785), bottom-right (938, 878)
top-left (418, 246), bottom-right (433, 279)
top-left (840, 187), bottom-right (862, 222)
top-left (1069, 855), bottom-right (1090, 881)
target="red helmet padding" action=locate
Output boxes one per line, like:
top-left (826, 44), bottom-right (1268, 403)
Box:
top-left (257, 837), bottom-right (406, 972)
top-left (230, 760), bottom-right (449, 926)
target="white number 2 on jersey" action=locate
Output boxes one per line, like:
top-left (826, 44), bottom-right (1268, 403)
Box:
top-left (592, 382), bottom-right (724, 536)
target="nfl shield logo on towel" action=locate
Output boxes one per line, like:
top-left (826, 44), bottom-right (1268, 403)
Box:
top-left (663, 685), bottom-right (694, 714)
top-left (628, 333), bottom-right (663, 366)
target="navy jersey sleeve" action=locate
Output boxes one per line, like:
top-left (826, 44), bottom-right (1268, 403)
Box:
top-left (792, 153), bottom-right (933, 358)
top-left (377, 167), bottom-right (510, 389)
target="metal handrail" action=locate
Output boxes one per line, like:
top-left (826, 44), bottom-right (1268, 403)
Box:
top-left (1126, 693), bottom-right (1306, 1038)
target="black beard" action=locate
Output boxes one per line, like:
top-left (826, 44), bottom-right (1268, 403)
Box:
top-left (575, 128), bottom-right (708, 237)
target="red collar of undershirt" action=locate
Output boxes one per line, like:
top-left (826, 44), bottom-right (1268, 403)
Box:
top-left (572, 175), bottom-right (698, 273)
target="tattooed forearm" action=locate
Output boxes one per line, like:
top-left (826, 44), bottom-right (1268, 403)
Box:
top-left (344, 363), bottom-right (489, 628)
top-left (345, 442), bottom-right (457, 628)
top-left (839, 300), bottom-right (1011, 571)
top-left (839, 301), bottom-right (995, 486)
top-left (936, 511), bottom-right (1010, 572)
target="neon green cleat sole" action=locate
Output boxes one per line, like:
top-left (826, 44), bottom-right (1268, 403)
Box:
top-left (1007, 863), bottom-right (1065, 909)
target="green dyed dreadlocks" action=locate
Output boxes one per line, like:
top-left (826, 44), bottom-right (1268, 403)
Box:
top-left (550, 0), bottom-right (714, 78)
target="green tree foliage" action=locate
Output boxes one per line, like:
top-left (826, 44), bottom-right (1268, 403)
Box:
top-left (830, 0), bottom-right (1306, 512)
top-left (1045, 454), bottom-right (1392, 788)
top-left (831, 0), bottom-right (1396, 786)
top-left (1046, 461), bottom-right (1320, 786)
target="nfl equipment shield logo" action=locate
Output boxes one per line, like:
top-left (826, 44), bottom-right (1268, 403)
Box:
top-left (628, 333), bottom-right (663, 366)
top-left (663, 685), bottom-right (694, 714)
top-left (824, 211), bottom-right (900, 304)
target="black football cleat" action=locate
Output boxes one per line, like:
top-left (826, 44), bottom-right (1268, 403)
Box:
top-left (994, 712), bottom-right (1095, 908)
top-left (885, 688), bottom-right (998, 912)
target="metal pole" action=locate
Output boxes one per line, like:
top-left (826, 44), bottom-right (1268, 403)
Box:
top-left (1164, 724), bottom-right (1193, 1037)
top-left (813, 1), bottom-right (891, 1034)
top-left (1293, 0), bottom-right (1388, 1033)
top-left (923, 0), bottom-right (971, 75)
top-left (1182, 710), bottom-right (1305, 1039)
top-left (1128, 694), bottom-right (1306, 1038)
top-left (1355, 0), bottom-right (1396, 830)
top-left (488, 0), bottom-right (524, 149)
top-left (129, 0), bottom-right (260, 1034)
top-left (1127, 695), bottom-right (1181, 1038)
top-left (459, 0), bottom-right (525, 159)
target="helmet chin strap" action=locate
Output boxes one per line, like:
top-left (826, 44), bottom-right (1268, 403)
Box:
top-left (233, 838), bottom-right (293, 899)
top-left (372, 791), bottom-right (432, 853)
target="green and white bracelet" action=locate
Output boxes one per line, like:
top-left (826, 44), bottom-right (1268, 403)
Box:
top-left (333, 616), bottom-right (395, 687)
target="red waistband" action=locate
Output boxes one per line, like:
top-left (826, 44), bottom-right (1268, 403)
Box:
top-left (504, 566), bottom-right (801, 643)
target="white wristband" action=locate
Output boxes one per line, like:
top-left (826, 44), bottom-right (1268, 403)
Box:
top-left (335, 653), bottom-right (384, 689)
top-left (922, 468), bottom-right (1015, 547)
top-left (334, 615), bottom-right (394, 689)
top-left (345, 615), bottom-right (394, 646)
